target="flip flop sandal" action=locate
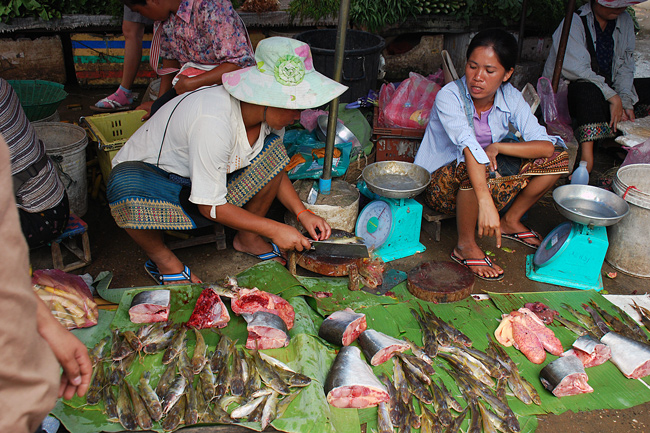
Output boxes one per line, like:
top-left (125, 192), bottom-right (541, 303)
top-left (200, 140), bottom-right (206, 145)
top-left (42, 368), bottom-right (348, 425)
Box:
top-left (450, 252), bottom-right (505, 281)
top-left (502, 228), bottom-right (541, 250)
top-left (90, 90), bottom-right (136, 113)
top-left (244, 242), bottom-right (287, 265)
top-left (89, 100), bottom-right (133, 113)
top-left (144, 259), bottom-right (193, 285)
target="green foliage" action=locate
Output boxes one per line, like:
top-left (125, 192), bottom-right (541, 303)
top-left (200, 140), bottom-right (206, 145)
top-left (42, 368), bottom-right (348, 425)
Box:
top-left (0, 0), bottom-right (122, 23)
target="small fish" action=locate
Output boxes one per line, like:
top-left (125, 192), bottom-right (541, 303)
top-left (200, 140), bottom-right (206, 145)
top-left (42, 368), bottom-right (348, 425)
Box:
top-left (397, 352), bottom-right (431, 385)
top-left (275, 391), bottom-right (300, 418)
top-left (438, 379), bottom-right (463, 413)
top-left (402, 366), bottom-right (433, 404)
top-left (612, 304), bottom-right (647, 341)
top-left (125, 380), bottom-right (153, 430)
top-left (116, 382), bottom-right (137, 431)
top-left (377, 401), bottom-right (394, 433)
top-left (138, 371), bottom-right (163, 421)
top-left (178, 348), bottom-right (195, 380)
top-left (261, 390), bottom-right (279, 430)
top-left (155, 357), bottom-right (178, 397)
top-left (86, 362), bottom-right (105, 405)
top-left (122, 330), bottom-right (143, 352)
top-left (230, 348), bottom-right (245, 396)
top-left (478, 400), bottom-right (508, 433)
top-left (103, 385), bottom-right (119, 421)
top-left (191, 328), bottom-right (208, 374)
top-left (161, 393), bottom-right (186, 432)
top-left (429, 380), bottom-right (452, 426)
top-left (142, 323), bottom-right (178, 354)
top-left (185, 381), bottom-right (199, 425)
top-left (562, 303), bottom-right (597, 330)
top-left (163, 326), bottom-right (187, 365)
top-left (555, 315), bottom-right (591, 337)
top-left (589, 300), bottom-right (636, 338)
top-left (378, 373), bottom-right (403, 426)
top-left (392, 358), bottom-right (409, 405)
top-left (405, 337), bottom-right (434, 365)
top-left (199, 359), bottom-right (216, 402)
top-left (110, 329), bottom-right (121, 359)
top-left (89, 337), bottom-right (110, 365)
top-left (161, 375), bottom-right (187, 415)
top-left (112, 333), bottom-right (135, 361)
top-left (252, 350), bottom-right (290, 395)
top-left (230, 395), bottom-right (267, 419)
top-left (632, 300), bottom-right (650, 330)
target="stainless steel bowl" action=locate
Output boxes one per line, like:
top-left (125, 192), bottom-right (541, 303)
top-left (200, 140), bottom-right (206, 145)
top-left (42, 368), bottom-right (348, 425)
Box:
top-left (316, 115), bottom-right (361, 150)
top-left (553, 184), bottom-right (629, 226)
top-left (362, 161), bottom-right (431, 199)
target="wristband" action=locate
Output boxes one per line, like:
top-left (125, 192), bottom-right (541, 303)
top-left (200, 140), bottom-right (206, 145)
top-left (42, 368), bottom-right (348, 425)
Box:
top-left (296, 208), bottom-right (315, 222)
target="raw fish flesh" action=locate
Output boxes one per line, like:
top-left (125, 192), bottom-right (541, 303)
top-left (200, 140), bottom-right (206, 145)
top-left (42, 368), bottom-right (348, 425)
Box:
top-left (319, 308), bottom-right (367, 346)
top-left (244, 311), bottom-right (290, 350)
top-left (232, 288), bottom-right (294, 329)
top-left (540, 355), bottom-right (593, 397)
top-left (495, 308), bottom-right (563, 364)
top-left (562, 335), bottom-right (611, 368)
top-left (129, 290), bottom-right (170, 323)
top-left (601, 332), bottom-right (650, 379)
top-left (186, 288), bottom-right (230, 329)
top-left (325, 346), bottom-right (389, 408)
top-left (358, 329), bottom-right (409, 366)
top-left (524, 302), bottom-right (559, 324)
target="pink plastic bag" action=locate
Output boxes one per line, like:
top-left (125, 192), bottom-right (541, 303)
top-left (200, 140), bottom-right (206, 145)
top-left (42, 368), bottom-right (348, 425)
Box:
top-left (377, 82), bottom-right (396, 127)
top-left (622, 138), bottom-right (650, 167)
top-left (382, 73), bottom-right (440, 129)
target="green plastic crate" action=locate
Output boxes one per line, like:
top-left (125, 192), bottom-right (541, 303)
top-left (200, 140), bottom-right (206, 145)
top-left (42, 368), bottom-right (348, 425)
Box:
top-left (83, 110), bottom-right (147, 151)
top-left (7, 80), bottom-right (68, 122)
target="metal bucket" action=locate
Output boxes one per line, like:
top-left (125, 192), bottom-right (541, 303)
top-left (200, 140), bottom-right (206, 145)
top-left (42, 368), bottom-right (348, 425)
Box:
top-left (33, 122), bottom-right (88, 216)
top-left (606, 164), bottom-right (650, 278)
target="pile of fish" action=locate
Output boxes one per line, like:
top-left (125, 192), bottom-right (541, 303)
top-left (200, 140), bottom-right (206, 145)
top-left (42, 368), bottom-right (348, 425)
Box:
top-left (84, 322), bottom-right (311, 431)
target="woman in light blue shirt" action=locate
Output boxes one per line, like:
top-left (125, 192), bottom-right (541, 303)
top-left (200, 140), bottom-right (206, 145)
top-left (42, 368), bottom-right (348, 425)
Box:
top-left (414, 29), bottom-right (569, 281)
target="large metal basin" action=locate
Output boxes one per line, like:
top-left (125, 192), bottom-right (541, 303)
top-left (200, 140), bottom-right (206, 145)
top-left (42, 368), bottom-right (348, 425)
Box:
top-left (553, 184), bottom-right (629, 226)
top-left (362, 161), bottom-right (431, 199)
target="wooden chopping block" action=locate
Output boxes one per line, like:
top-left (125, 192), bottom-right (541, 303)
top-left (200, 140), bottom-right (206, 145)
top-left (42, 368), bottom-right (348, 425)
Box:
top-left (407, 261), bottom-right (474, 303)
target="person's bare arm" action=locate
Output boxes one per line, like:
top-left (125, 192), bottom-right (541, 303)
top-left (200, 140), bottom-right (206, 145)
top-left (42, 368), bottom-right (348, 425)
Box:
top-left (174, 63), bottom-right (241, 94)
top-left (483, 140), bottom-right (554, 172)
top-left (464, 147), bottom-right (501, 248)
top-left (35, 295), bottom-right (92, 400)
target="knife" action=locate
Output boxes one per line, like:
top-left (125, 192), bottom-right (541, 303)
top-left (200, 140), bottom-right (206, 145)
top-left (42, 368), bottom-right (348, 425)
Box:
top-left (309, 239), bottom-right (370, 258)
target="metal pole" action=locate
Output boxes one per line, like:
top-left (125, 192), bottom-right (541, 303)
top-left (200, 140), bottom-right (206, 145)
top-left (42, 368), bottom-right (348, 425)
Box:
top-left (552, 0), bottom-right (577, 93)
top-left (319, 0), bottom-right (351, 195)
top-left (517, 0), bottom-right (529, 63)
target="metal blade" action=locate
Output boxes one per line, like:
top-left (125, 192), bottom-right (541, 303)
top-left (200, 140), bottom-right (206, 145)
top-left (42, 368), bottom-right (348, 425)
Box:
top-left (310, 241), bottom-right (369, 258)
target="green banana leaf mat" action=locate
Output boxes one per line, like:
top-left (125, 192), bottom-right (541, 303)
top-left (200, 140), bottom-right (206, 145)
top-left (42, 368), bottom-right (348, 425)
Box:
top-left (52, 261), bottom-right (650, 432)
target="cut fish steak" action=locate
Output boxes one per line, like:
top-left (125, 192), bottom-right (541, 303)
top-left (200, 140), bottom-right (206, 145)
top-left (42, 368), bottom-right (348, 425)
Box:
top-left (129, 290), bottom-right (170, 323)
top-left (562, 335), bottom-right (611, 368)
top-left (325, 346), bottom-right (389, 408)
top-left (231, 287), bottom-right (294, 329)
top-left (540, 355), bottom-right (594, 397)
top-left (319, 308), bottom-right (367, 346)
top-left (601, 331), bottom-right (650, 379)
top-left (244, 311), bottom-right (290, 350)
top-left (186, 287), bottom-right (230, 329)
top-left (358, 329), bottom-right (410, 366)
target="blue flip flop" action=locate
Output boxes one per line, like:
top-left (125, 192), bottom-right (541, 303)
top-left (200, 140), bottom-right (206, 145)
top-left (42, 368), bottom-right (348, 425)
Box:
top-left (144, 260), bottom-right (192, 285)
top-left (245, 242), bottom-right (286, 264)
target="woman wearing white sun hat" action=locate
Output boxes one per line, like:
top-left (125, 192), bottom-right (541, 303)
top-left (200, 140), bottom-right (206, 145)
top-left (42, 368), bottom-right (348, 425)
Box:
top-left (107, 37), bottom-right (347, 284)
top-left (543, 0), bottom-right (650, 175)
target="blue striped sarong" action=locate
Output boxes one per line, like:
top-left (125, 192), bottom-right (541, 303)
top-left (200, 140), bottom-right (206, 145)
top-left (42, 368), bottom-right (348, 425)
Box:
top-left (107, 134), bottom-right (289, 230)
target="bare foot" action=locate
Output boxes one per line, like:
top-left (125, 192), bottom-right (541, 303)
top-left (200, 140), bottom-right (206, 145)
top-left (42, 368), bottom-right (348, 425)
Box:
top-left (453, 245), bottom-right (503, 280)
top-left (232, 232), bottom-right (286, 264)
top-left (500, 219), bottom-right (542, 248)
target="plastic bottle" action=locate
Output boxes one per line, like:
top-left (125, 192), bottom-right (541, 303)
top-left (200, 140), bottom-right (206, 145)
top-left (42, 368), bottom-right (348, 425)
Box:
top-left (571, 161), bottom-right (590, 185)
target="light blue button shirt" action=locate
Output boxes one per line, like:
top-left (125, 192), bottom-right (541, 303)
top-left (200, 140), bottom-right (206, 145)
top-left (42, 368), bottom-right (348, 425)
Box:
top-left (414, 77), bottom-right (565, 174)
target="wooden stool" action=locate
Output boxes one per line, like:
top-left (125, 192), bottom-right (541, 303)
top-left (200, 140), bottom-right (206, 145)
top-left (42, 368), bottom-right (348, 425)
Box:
top-left (165, 224), bottom-right (227, 251)
top-left (421, 205), bottom-right (455, 242)
top-left (51, 214), bottom-right (91, 272)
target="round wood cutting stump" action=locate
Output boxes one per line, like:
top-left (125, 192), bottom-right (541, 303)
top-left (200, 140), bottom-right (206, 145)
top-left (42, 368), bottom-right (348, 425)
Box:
top-left (296, 229), bottom-right (362, 276)
top-left (407, 261), bottom-right (475, 303)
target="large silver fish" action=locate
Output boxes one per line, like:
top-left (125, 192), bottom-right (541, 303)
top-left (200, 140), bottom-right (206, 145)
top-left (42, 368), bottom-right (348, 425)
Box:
top-left (357, 329), bottom-right (409, 366)
top-left (318, 308), bottom-right (367, 346)
top-left (539, 354), bottom-right (593, 397)
top-left (601, 331), bottom-right (650, 379)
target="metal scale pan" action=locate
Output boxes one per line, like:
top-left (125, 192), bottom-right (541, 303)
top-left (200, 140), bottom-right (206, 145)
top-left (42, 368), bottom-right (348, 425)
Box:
top-left (361, 161), bottom-right (431, 199)
top-left (552, 184), bottom-right (629, 227)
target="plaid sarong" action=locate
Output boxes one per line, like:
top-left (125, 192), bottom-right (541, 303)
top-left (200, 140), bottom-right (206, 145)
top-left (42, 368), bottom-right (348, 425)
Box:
top-left (107, 134), bottom-right (289, 230)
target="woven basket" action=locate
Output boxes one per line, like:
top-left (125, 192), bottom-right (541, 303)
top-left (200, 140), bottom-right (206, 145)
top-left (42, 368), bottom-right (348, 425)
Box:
top-left (342, 148), bottom-right (376, 183)
top-left (7, 80), bottom-right (68, 122)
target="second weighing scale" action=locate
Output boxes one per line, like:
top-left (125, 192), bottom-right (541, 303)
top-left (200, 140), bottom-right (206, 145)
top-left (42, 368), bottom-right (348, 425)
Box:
top-left (526, 184), bottom-right (629, 291)
top-left (355, 161), bottom-right (431, 262)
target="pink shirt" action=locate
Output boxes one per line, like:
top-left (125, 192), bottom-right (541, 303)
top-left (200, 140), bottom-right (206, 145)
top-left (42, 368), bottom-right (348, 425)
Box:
top-left (160, 0), bottom-right (254, 68)
top-left (473, 106), bottom-right (493, 148)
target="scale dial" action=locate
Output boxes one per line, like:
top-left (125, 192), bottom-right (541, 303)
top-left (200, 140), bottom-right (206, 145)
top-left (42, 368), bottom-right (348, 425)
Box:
top-left (356, 200), bottom-right (393, 249)
top-left (533, 221), bottom-right (572, 267)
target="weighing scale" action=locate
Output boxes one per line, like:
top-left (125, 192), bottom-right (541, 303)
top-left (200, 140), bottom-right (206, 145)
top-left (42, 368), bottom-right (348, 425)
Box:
top-left (355, 161), bottom-right (431, 262)
top-left (526, 184), bottom-right (629, 291)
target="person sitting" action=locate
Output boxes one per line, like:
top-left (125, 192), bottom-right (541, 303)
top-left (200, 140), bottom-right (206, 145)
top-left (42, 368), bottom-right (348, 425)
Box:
top-left (123, 0), bottom-right (255, 117)
top-left (414, 29), bottom-right (569, 281)
top-left (0, 78), bottom-right (69, 249)
top-left (106, 37), bottom-right (347, 284)
top-left (543, 0), bottom-right (650, 174)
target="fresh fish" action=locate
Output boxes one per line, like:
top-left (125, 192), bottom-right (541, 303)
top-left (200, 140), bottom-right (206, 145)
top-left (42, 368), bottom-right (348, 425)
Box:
top-left (112, 333), bottom-right (135, 361)
top-left (445, 406), bottom-right (468, 433)
top-left (405, 337), bottom-right (434, 365)
top-left (358, 329), bottom-right (409, 366)
top-left (562, 303), bottom-right (597, 330)
top-left (478, 400), bottom-right (508, 433)
top-left (485, 332), bottom-right (518, 372)
top-left (377, 401), bottom-right (394, 433)
top-left (125, 380), bottom-right (153, 430)
top-left (199, 359), bottom-right (216, 401)
top-left (247, 396), bottom-right (265, 422)
top-left (563, 334), bottom-right (612, 368)
top-left (161, 375), bottom-right (188, 414)
top-left (214, 343), bottom-right (234, 398)
top-left (252, 350), bottom-right (290, 395)
top-left (403, 365), bottom-right (433, 404)
top-left (276, 391), bottom-right (300, 418)
top-left (318, 308), bottom-right (367, 346)
top-left (419, 404), bottom-right (441, 433)
top-left (116, 382), bottom-right (137, 431)
top-left (582, 303), bottom-right (612, 335)
top-left (410, 309), bottom-right (439, 358)
top-left (555, 315), bottom-right (592, 337)
top-left (399, 352), bottom-right (435, 376)
top-left (392, 357), bottom-right (410, 405)
top-left (540, 354), bottom-right (594, 397)
top-left (109, 351), bottom-right (137, 385)
top-left (219, 394), bottom-right (244, 411)
top-left (430, 380), bottom-right (452, 426)
top-left (426, 308), bottom-right (472, 347)
top-left (632, 300), bottom-right (650, 330)
top-left (511, 366), bottom-right (541, 405)
top-left (110, 329), bottom-right (121, 360)
top-left (138, 371), bottom-right (162, 421)
top-left (122, 330), bottom-right (143, 352)
top-left (155, 357), bottom-right (178, 397)
top-left (438, 351), bottom-right (493, 388)
top-left (89, 337), bottom-right (110, 365)
top-left (612, 304), bottom-right (647, 341)
top-left (232, 287), bottom-right (294, 329)
top-left (439, 344), bottom-right (502, 380)
top-left (506, 371), bottom-right (533, 405)
top-left (467, 397), bottom-right (482, 433)
top-left (161, 393), bottom-right (186, 432)
top-left (230, 395), bottom-right (267, 419)
top-left (211, 334), bottom-right (232, 373)
top-left (243, 311), bottom-right (291, 350)
top-left (129, 289), bottom-right (170, 323)
top-left (589, 300), bottom-right (637, 339)
top-left (272, 365), bottom-right (312, 388)
top-left (162, 326), bottom-right (187, 365)
top-left (230, 348), bottom-right (245, 396)
top-left (86, 362), bottom-right (105, 405)
top-left (378, 373), bottom-right (403, 426)
top-left (187, 287), bottom-right (231, 329)
top-left (496, 376), bottom-right (507, 402)
top-left (103, 385), bottom-right (119, 421)
top-left (396, 352), bottom-right (431, 385)
top-left (242, 352), bottom-right (262, 398)
top-left (261, 390), bottom-right (279, 430)
top-left (191, 328), bottom-right (208, 374)
top-left (324, 346), bottom-right (389, 408)
top-left (601, 331), bottom-right (650, 379)
top-left (178, 349), bottom-right (195, 380)
top-left (185, 381), bottom-right (199, 425)
top-left (142, 324), bottom-right (178, 354)
top-left (438, 379), bottom-right (463, 412)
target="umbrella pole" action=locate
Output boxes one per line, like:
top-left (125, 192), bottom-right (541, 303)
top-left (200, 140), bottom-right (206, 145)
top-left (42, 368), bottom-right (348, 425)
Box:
top-left (320, 0), bottom-right (351, 195)
top-left (551, 0), bottom-right (577, 93)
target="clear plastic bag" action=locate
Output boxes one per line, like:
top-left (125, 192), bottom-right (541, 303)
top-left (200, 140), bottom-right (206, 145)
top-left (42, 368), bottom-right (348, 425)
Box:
top-left (32, 269), bottom-right (99, 329)
top-left (381, 72), bottom-right (441, 129)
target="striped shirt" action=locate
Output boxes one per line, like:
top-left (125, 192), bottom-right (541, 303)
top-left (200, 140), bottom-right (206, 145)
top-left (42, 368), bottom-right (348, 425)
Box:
top-left (0, 79), bottom-right (65, 212)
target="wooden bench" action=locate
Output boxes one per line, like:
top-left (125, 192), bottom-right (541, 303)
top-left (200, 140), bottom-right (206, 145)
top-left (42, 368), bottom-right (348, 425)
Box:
top-left (165, 224), bottom-right (227, 251)
top-left (421, 205), bottom-right (455, 242)
top-left (51, 213), bottom-right (91, 272)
